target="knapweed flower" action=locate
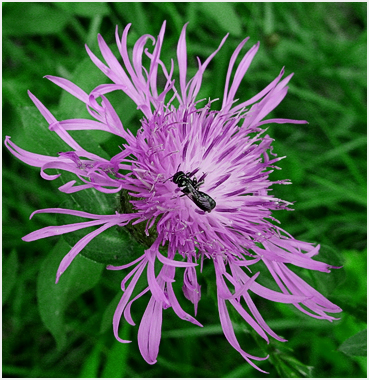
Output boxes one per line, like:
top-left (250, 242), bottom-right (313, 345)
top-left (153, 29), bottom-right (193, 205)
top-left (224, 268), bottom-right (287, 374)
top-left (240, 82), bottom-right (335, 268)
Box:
top-left (5, 22), bottom-right (341, 372)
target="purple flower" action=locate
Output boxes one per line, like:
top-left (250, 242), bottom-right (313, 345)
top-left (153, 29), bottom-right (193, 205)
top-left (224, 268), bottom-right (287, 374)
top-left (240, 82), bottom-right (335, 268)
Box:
top-left (5, 22), bottom-right (341, 372)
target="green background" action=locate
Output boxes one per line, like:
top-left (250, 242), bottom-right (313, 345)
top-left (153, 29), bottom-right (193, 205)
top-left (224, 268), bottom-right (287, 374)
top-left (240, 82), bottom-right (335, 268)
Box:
top-left (3, 2), bottom-right (366, 377)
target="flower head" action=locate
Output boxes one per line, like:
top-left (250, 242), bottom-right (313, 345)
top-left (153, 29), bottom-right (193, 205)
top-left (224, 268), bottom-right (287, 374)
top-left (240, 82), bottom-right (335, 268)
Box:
top-left (5, 22), bottom-right (341, 372)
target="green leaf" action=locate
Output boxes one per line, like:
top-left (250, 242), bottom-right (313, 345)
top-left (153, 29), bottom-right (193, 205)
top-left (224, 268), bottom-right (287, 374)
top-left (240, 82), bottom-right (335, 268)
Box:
top-left (338, 330), bottom-right (367, 357)
top-left (19, 106), bottom-right (70, 156)
top-left (199, 3), bottom-right (243, 36)
top-left (2, 250), bottom-right (19, 305)
top-left (54, 2), bottom-right (110, 17)
top-left (3, 79), bottom-right (32, 109)
top-left (37, 238), bottom-right (104, 350)
top-left (3, 3), bottom-right (71, 36)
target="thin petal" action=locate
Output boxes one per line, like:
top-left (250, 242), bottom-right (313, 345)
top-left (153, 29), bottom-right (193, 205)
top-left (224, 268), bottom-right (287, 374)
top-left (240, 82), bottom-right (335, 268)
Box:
top-left (56, 221), bottom-right (115, 282)
top-left (44, 76), bottom-right (89, 104)
top-left (138, 296), bottom-right (163, 365)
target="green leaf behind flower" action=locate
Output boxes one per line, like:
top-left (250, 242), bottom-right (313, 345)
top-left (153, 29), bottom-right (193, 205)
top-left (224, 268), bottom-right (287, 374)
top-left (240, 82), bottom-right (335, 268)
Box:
top-left (56, 192), bottom-right (143, 266)
top-left (19, 106), bottom-right (70, 156)
top-left (37, 238), bottom-right (104, 350)
top-left (18, 96), bottom-right (111, 161)
top-left (338, 330), bottom-right (367, 357)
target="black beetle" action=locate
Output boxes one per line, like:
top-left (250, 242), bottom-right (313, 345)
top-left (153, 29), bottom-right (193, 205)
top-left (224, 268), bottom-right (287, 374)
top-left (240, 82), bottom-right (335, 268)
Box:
top-left (172, 171), bottom-right (216, 212)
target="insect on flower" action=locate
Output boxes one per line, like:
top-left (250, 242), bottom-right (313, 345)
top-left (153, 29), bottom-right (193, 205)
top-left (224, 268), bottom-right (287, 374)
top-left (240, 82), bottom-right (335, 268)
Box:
top-left (172, 170), bottom-right (216, 212)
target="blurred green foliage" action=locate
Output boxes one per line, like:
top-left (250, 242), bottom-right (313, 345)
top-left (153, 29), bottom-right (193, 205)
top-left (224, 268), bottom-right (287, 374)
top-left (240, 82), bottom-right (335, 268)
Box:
top-left (3, 2), bottom-right (366, 378)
